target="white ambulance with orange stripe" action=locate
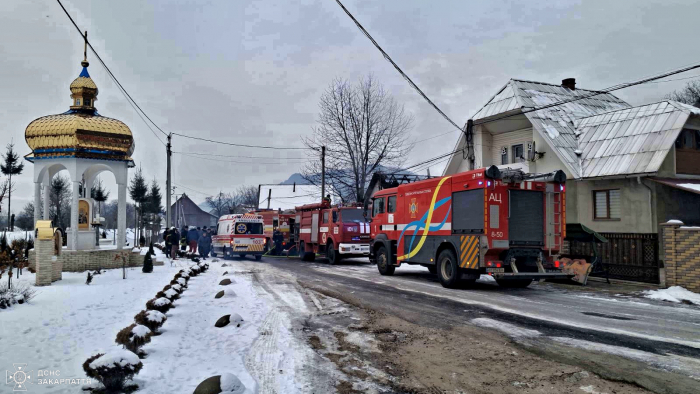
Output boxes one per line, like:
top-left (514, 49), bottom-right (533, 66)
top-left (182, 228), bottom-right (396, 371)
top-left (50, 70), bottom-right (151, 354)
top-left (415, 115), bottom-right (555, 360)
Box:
top-left (295, 201), bottom-right (370, 264)
top-left (212, 213), bottom-right (266, 261)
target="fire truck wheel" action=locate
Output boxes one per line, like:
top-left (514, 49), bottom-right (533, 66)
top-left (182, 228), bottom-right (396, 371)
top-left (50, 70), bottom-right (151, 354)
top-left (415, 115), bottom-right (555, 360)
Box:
top-left (326, 245), bottom-right (341, 265)
top-left (437, 249), bottom-right (461, 288)
top-left (300, 242), bottom-right (315, 262)
top-left (496, 278), bottom-right (532, 288)
top-left (239, 254), bottom-right (246, 259)
top-left (376, 247), bottom-right (395, 276)
top-left (255, 254), bottom-right (262, 261)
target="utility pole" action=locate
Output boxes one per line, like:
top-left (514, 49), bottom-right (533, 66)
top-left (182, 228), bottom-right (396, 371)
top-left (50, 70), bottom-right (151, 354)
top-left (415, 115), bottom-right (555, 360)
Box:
top-left (465, 119), bottom-right (475, 170)
top-left (321, 146), bottom-right (326, 201)
top-left (166, 134), bottom-right (172, 229)
top-left (266, 189), bottom-right (272, 210)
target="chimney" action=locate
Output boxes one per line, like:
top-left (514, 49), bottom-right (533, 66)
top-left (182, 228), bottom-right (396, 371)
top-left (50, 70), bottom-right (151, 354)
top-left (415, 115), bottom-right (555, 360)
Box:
top-left (562, 78), bottom-right (576, 90)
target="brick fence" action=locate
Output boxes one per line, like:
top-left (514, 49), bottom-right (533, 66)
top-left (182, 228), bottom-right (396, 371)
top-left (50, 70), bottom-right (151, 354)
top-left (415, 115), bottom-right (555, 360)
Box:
top-left (29, 248), bottom-right (163, 273)
top-left (661, 221), bottom-right (700, 292)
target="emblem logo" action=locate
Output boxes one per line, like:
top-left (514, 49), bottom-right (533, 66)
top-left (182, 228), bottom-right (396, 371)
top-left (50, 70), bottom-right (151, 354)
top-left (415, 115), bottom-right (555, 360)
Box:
top-left (6, 364), bottom-right (33, 391)
top-left (409, 198), bottom-right (418, 218)
top-left (236, 223), bottom-right (247, 234)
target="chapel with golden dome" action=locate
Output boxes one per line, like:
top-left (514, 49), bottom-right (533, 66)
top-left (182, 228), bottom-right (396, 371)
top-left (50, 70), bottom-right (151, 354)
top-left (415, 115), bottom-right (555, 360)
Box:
top-left (25, 33), bottom-right (134, 253)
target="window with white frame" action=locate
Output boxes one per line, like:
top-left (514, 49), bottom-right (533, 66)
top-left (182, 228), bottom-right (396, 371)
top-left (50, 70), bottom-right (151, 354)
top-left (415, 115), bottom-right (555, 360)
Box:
top-left (593, 189), bottom-right (621, 220)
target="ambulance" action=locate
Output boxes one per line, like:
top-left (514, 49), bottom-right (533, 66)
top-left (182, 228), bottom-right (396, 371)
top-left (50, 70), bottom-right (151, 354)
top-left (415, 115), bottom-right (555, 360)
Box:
top-left (212, 213), bottom-right (266, 261)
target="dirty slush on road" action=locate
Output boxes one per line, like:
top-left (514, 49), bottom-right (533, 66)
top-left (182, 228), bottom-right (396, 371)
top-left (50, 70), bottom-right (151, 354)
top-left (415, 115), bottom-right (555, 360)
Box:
top-left (299, 284), bottom-right (650, 394)
top-left (243, 261), bottom-right (651, 394)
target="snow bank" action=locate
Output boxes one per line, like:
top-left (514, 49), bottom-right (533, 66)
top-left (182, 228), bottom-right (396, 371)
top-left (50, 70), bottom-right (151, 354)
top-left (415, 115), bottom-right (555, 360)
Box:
top-left (471, 317), bottom-right (541, 338)
top-left (89, 349), bottom-right (141, 369)
top-left (220, 373), bottom-right (246, 394)
top-left (665, 219), bottom-right (684, 225)
top-left (643, 286), bottom-right (700, 304)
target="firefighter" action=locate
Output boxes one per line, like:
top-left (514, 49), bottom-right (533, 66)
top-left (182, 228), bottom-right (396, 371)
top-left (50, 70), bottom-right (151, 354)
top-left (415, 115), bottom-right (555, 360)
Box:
top-left (272, 228), bottom-right (283, 256)
top-left (322, 194), bottom-right (331, 204)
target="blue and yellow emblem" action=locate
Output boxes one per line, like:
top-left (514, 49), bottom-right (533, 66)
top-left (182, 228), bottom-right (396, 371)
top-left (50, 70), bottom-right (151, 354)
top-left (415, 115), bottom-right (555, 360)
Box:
top-left (397, 177), bottom-right (452, 261)
top-left (409, 198), bottom-right (418, 218)
top-left (236, 223), bottom-right (247, 234)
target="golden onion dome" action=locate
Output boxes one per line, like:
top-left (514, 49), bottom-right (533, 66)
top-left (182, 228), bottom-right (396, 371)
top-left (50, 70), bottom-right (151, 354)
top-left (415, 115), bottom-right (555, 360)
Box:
top-left (24, 56), bottom-right (135, 164)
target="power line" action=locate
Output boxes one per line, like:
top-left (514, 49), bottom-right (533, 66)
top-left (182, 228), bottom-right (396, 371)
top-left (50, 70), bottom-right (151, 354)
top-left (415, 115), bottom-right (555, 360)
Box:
top-left (174, 151), bottom-right (311, 165)
top-left (334, 0), bottom-right (463, 134)
top-left (174, 151), bottom-right (309, 161)
top-left (56, 0), bottom-right (170, 143)
top-left (171, 132), bottom-right (310, 150)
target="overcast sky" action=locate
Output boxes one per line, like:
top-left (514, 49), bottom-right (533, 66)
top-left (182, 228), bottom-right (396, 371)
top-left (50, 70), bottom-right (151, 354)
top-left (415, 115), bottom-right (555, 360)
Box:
top-left (2, 0), bottom-right (699, 212)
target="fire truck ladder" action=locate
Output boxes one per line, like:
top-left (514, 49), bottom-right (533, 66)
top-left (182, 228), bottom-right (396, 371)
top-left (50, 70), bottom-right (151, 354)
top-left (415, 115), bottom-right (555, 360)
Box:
top-left (545, 185), bottom-right (563, 257)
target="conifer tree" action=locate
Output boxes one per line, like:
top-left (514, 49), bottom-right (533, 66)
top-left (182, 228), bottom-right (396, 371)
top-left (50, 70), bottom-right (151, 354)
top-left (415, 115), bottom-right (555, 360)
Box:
top-left (1, 143), bottom-right (24, 231)
top-left (128, 168), bottom-right (148, 246)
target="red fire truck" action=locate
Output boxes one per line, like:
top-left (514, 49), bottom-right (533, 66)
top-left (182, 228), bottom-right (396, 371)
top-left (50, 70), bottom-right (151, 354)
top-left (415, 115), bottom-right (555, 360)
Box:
top-left (369, 166), bottom-right (572, 288)
top-left (253, 209), bottom-right (295, 255)
top-left (212, 213), bottom-right (266, 261)
top-left (295, 201), bottom-right (370, 264)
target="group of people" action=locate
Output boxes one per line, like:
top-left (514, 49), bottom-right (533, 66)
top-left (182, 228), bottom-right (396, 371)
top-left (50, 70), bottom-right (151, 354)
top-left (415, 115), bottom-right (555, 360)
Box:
top-left (163, 225), bottom-right (213, 260)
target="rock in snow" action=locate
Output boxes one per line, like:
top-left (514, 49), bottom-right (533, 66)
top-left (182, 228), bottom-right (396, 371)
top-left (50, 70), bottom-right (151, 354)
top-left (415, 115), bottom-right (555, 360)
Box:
top-left (219, 279), bottom-right (232, 286)
top-left (215, 290), bottom-right (225, 299)
top-left (215, 313), bottom-right (244, 328)
top-left (193, 374), bottom-right (246, 394)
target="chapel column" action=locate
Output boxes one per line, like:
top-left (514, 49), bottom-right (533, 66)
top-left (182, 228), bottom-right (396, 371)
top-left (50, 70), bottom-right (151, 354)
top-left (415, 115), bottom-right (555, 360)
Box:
top-left (71, 180), bottom-right (80, 249)
top-left (34, 182), bottom-right (41, 227)
top-left (43, 183), bottom-right (50, 220)
top-left (117, 182), bottom-right (127, 249)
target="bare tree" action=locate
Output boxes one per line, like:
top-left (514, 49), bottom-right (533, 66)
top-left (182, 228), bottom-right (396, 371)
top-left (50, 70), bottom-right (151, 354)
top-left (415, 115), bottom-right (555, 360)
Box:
top-left (237, 186), bottom-right (259, 208)
top-left (205, 192), bottom-right (230, 217)
top-left (666, 81), bottom-right (700, 107)
top-left (303, 75), bottom-right (413, 203)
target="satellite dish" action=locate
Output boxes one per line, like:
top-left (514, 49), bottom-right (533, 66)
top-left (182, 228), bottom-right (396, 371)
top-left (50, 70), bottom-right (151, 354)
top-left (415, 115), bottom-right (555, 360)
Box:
top-left (527, 141), bottom-right (536, 161)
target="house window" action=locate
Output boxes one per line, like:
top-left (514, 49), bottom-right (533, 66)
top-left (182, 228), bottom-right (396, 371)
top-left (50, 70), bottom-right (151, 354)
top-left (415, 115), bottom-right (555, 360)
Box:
top-left (387, 195), bottom-right (397, 213)
top-left (674, 129), bottom-right (700, 150)
top-left (512, 144), bottom-right (524, 163)
top-left (372, 197), bottom-right (385, 217)
top-left (593, 189), bottom-right (621, 220)
top-left (84, 98), bottom-right (91, 106)
top-left (75, 98), bottom-right (81, 106)
top-left (501, 147), bottom-right (508, 165)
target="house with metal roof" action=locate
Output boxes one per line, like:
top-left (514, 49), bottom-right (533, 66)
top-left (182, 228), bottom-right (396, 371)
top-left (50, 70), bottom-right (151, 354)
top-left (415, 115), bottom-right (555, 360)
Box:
top-left (444, 78), bottom-right (700, 283)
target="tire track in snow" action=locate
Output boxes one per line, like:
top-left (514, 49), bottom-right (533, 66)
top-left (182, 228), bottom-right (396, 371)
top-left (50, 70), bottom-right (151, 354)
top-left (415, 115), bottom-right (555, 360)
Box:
top-left (245, 310), bottom-right (282, 394)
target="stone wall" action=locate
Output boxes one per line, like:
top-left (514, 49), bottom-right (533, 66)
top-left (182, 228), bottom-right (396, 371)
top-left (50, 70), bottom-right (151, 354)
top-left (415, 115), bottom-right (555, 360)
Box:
top-left (661, 221), bottom-right (700, 292)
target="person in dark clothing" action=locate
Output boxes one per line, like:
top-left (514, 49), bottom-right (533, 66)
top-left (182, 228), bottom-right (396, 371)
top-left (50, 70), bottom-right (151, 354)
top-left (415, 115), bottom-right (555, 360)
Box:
top-left (163, 228), bottom-right (171, 258)
top-left (187, 227), bottom-right (200, 254)
top-left (198, 230), bottom-right (212, 259)
top-left (180, 226), bottom-right (188, 251)
top-left (169, 227), bottom-right (180, 260)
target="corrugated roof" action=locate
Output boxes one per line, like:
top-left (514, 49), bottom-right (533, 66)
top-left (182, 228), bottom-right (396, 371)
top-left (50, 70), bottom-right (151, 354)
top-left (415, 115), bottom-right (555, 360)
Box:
top-left (575, 100), bottom-right (697, 177)
top-left (472, 79), bottom-right (629, 176)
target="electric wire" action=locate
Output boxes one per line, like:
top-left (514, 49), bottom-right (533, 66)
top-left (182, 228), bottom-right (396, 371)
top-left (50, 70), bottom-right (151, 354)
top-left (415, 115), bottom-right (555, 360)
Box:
top-left (171, 133), bottom-right (310, 150)
top-left (56, 0), bottom-right (169, 144)
top-left (333, 0), bottom-right (464, 133)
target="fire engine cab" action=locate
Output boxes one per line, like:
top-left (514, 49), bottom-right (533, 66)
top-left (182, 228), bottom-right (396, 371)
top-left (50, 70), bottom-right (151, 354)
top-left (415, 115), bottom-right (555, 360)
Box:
top-left (212, 213), bottom-right (266, 261)
top-left (294, 201), bottom-right (370, 264)
top-left (369, 166), bottom-right (572, 288)
top-left (253, 209), bottom-right (295, 255)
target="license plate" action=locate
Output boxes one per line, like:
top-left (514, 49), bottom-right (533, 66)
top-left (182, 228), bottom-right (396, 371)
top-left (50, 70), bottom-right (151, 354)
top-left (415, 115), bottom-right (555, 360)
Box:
top-left (486, 268), bottom-right (504, 273)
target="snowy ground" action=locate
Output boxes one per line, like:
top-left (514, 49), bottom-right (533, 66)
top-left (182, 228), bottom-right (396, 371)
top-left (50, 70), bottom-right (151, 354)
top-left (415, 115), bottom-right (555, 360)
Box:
top-left (1, 263), bottom-right (179, 393)
top-left (643, 286), bottom-right (700, 305)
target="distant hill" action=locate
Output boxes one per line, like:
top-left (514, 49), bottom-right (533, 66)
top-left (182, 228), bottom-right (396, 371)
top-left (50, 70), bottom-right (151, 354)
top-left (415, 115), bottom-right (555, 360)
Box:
top-left (280, 173), bottom-right (312, 185)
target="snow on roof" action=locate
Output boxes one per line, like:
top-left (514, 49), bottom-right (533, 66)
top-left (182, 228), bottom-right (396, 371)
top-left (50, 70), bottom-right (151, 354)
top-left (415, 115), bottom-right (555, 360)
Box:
top-left (258, 184), bottom-right (322, 211)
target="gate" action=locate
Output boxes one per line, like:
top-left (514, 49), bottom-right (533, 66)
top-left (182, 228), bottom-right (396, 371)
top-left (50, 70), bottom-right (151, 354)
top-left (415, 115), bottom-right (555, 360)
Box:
top-left (567, 233), bottom-right (659, 284)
